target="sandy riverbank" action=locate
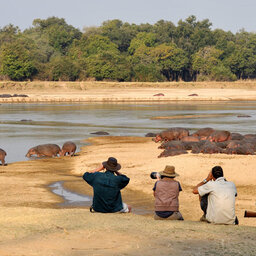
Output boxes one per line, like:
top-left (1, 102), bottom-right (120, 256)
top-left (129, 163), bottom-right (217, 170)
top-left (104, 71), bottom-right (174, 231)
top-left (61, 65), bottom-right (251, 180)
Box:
top-left (0, 136), bottom-right (255, 255)
top-left (1, 81), bottom-right (256, 102)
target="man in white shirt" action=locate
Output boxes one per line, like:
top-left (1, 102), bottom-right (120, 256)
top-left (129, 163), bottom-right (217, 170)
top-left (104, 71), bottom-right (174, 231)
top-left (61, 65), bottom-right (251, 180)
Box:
top-left (193, 166), bottom-right (238, 225)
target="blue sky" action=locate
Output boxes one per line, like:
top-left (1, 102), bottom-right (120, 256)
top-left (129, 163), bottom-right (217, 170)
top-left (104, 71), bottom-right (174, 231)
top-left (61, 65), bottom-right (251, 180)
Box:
top-left (1, 0), bottom-right (255, 33)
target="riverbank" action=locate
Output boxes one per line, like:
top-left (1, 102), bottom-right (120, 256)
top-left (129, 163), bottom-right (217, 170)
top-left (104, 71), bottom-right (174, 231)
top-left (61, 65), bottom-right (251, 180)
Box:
top-left (0, 136), bottom-right (255, 255)
top-left (1, 81), bottom-right (256, 102)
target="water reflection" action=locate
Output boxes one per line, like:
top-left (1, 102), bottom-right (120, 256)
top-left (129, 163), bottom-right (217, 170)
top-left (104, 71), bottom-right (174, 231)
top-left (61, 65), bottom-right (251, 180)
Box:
top-left (0, 102), bottom-right (256, 163)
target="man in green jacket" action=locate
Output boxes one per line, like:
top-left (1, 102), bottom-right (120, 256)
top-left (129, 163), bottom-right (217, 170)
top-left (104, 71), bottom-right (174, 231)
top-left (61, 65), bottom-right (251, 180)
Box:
top-left (83, 157), bottom-right (131, 213)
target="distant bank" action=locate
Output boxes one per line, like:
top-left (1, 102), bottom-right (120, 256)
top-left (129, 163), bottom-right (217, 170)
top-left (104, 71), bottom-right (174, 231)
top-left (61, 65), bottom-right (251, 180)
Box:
top-left (0, 81), bottom-right (256, 102)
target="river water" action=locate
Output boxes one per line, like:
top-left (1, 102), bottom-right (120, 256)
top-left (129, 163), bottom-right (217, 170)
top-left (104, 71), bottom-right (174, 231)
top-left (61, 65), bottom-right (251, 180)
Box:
top-left (1, 102), bottom-right (256, 163)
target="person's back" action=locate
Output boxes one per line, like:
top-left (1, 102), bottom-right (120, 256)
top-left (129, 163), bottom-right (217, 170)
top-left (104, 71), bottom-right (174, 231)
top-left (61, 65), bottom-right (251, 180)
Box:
top-left (193, 166), bottom-right (237, 225)
top-left (84, 170), bottom-right (129, 213)
top-left (153, 165), bottom-right (184, 220)
top-left (199, 177), bottom-right (236, 224)
top-left (83, 157), bottom-right (130, 213)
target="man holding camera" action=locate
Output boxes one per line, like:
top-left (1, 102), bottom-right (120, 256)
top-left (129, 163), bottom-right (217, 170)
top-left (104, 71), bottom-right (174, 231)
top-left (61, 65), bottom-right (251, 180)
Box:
top-left (152, 165), bottom-right (184, 220)
top-left (83, 157), bottom-right (131, 213)
top-left (192, 166), bottom-right (238, 224)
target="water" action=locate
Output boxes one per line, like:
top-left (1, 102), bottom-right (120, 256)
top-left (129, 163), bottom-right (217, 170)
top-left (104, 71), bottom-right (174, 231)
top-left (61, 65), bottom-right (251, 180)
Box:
top-left (1, 102), bottom-right (256, 163)
top-left (49, 181), bottom-right (92, 207)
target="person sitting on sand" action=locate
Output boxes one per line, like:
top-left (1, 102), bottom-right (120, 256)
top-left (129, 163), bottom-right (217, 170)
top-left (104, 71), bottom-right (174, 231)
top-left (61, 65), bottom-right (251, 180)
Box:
top-left (153, 165), bottom-right (184, 220)
top-left (192, 166), bottom-right (238, 224)
top-left (83, 157), bottom-right (131, 213)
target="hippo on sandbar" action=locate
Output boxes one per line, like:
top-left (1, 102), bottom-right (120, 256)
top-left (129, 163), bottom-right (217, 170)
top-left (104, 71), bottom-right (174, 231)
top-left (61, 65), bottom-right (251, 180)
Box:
top-left (26, 144), bottom-right (61, 158)
top-left (158, 149), bottom-right (188, 158)
top-left (0, 148), bottom-right (7, 166)
top-left (158, 140), bottom-right (185, 150)
top-left (192, 128), bottom-right (214, 140)
top-left (207, 130), bottom-right (231, 142)
top-left (61, 141), bottom-right (77, 156)
top-left (154, 127), bottom-right (189, 142)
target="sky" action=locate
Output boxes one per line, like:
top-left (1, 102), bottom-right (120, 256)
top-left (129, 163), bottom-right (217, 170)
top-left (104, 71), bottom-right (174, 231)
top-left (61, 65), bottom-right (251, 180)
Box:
top-left (0, 0), bottom-right (255, 33)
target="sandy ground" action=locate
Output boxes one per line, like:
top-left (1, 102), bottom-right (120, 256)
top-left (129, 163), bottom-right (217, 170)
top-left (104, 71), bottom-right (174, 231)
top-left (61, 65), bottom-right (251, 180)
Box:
top-left (1, 80), bottom-right (256, 102)
top-left (0, 81), bottom-right (256, 255)
top-left (0, 136), bottom-right (255, 256)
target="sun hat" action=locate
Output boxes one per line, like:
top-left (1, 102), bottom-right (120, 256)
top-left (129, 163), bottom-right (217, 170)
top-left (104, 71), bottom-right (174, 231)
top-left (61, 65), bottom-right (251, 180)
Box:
top-left (159, 165), bottom-right (179, 178)
top-left (102, 157), bottom-right (121, 172)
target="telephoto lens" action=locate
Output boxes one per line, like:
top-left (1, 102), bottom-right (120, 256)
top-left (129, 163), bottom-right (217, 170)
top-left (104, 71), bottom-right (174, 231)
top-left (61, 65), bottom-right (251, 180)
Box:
top-left (150, 172), bottom-right (161, 179)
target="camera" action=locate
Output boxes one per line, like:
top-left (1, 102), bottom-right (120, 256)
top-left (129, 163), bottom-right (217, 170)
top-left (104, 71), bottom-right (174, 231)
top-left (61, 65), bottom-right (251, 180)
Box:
top-left (150, 172), bottom-right (161, 179)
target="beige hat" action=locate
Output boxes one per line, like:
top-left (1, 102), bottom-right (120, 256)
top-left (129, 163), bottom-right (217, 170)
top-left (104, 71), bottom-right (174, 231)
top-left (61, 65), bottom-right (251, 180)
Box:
top-left (159, 165), bottom-right (179, 178)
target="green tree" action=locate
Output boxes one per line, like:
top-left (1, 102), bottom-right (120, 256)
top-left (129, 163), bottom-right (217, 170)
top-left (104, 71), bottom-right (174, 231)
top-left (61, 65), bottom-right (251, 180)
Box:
top-left (192, 46), bottom-right (236, 81)
top-left (149, 43), bottom-right (188, 81)
top-left (32, 17), bottom-right (82, 54)
top-left (0, 41), bottom-right (37, 80)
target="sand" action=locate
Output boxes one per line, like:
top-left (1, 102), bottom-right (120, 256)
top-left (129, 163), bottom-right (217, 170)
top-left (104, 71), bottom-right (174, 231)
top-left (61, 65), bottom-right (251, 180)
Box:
top-left (0, 136), bottom-right (255, 255)
top-left (1, 80), bottom-right (256, 102)
top-left (0, 81), bottom-right (256, 255)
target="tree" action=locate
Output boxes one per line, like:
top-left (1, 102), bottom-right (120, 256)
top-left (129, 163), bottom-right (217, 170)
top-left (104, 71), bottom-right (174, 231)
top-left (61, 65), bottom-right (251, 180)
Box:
top-left (149, 43), bottom-right (188, 81)
top-left (32, 17), bottom-right (82, 54)
top-left (192, 46), bottom-right (236, 81)
top-left (48, 56), bottom-right (79, 81)
top-left (0, 41), bottom-right (37, 80)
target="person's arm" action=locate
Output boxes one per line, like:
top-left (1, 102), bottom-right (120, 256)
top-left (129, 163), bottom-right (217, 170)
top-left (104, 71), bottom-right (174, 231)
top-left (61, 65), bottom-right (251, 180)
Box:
top-left (83, 164), bottom-right (105, 185)
top-left (192, 171), bottom-right (213, 194)
top-left (89, 164), bottom-right (105, 173)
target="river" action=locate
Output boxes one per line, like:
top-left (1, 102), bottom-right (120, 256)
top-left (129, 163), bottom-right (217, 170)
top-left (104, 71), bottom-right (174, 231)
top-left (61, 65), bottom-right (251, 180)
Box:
top-left (1, 102), bottom-right (256, 163)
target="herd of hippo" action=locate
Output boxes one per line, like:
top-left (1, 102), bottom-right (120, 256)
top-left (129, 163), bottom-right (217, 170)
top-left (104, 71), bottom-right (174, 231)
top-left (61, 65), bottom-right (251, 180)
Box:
top-left (151, 127), bottom-right (256, 158)
top-left (1, 127), bottom-right (256, 165)
top-left (0, 141), bottom-right (77, 166)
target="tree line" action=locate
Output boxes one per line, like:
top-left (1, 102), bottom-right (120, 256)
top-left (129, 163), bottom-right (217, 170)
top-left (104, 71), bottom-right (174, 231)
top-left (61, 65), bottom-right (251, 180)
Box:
top-left (0, 16), bottom-right (255, 82)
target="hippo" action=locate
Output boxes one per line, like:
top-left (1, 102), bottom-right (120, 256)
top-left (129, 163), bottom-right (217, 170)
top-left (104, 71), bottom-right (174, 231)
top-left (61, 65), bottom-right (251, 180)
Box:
top-left (181, 136), bottom-right (200, 142)
top-left (200, 142), bottom-right (223, 154)
top-left (158, 140), bottom-right (185, 150)
top-left (225, 146), bottom-right (255, 155)
top-left (0, 148), bottom-right (7, 166)
top-left (145, 132), bottom-right (157, 137)
top-left (244, 134), bottom-right (256, 140)
top-left (226, 140), bottom-right (244, 149)
top-left (153, 93), bottom-right (165, 96)
top-left (207, 130), bottom-right (231, 142)
top-left (192, 128), bottom-right (214, 140)
top-left (61, 141), bottom-right (77, 156)
top-left (26, 144), bottom-right (61, 158)
top-left (158, 149), bottom-right (188, 158)
top-left (90, 131), bottom-right (109, 135)
top-left (154, 127), bottom-right (189, 142)
top-left (230, 133), bottom-right (244, 141)
top-left (183, 140), bottom-right (205, 150)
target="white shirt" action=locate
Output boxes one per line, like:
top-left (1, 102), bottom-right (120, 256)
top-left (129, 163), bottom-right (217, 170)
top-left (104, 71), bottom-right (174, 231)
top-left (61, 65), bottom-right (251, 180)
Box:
top-left (198, 177), bottom-right (237, 224)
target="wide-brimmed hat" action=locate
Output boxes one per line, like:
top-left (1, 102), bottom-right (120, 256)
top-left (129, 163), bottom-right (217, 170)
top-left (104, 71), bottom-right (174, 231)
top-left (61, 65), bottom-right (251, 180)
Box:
top-left (102, 157), bottom-right (121, 172)
top-left (159, 165), bottom-right (179, 178)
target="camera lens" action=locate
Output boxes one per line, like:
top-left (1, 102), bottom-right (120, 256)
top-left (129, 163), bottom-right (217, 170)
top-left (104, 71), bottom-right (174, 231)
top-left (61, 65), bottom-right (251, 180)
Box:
top-left (150, 172), bottom-right (159, 179)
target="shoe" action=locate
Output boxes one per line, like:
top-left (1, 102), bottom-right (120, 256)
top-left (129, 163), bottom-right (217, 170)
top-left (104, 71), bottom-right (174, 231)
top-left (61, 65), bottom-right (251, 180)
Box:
top-left (200, 214), bottom-right (207, 222)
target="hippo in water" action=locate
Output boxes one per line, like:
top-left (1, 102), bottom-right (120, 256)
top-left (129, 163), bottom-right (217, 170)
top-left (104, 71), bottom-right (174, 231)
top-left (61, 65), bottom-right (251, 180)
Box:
top-left (61, 141), bottom-right (77, 156)
top-left (26, 144), bottom-right (61, 158)
top-left (207, 130), bottom-right (231, 142)
top-left (0, 148), bottom-right (7, 166)
top-left (154, 127), bottom-right (189, 142)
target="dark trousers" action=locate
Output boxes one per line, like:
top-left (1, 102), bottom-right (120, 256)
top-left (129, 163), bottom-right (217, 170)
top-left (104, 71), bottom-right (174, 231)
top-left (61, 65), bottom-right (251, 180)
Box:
top-left (200, 194), bottom-right (208, 215)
